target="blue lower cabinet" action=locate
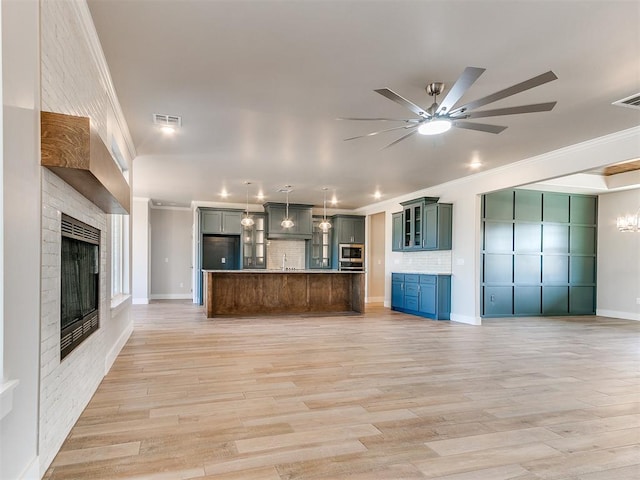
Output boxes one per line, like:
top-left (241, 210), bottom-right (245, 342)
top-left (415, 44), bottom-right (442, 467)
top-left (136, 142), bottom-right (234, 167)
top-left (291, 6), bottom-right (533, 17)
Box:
top-left (391, 273), bottom-right (451, 320)
top-left (391, 274), bottom-right (405, 308)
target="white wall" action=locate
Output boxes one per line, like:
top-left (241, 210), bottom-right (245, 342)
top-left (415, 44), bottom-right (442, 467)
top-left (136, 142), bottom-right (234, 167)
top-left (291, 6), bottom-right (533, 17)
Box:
top-left (367, 212), bottom-right (385, 301)
top-left (132, 197), bottom-right (150, 303)
top-left (357, 127), bottom-right (640, 325)
top-left (597, 188), bottom-right (640, 320)
top-left (150, 206), bottom-right (192, 299)
top-left (1, 0), bottom-right (41, 478)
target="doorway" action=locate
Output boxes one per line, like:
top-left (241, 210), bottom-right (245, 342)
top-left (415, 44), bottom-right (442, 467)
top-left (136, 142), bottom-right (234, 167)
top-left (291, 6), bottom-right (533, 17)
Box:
top-left (367, 212), bottom-right (386, 303)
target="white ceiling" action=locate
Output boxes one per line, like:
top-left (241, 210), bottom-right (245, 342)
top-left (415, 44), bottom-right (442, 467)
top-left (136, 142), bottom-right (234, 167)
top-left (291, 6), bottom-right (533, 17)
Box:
top-left (87, 0), bottom-right (640, 209)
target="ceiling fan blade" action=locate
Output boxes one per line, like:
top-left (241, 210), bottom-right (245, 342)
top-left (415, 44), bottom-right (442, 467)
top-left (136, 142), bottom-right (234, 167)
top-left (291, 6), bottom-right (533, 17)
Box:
top-left (453, 121), bottom-right (507, 134)
top-left (337, 117), bottom-right (420, 122)
top-left (456, 102), bottom-right (557, 119)
top-left (449, 71), bottom-right (558, 116)
top-left (344, 124), bottom-right (416, 141)
top-left (436, 67), bottom-right (485, 115)
top-left (374, 88), bottom-right (429, 118)
top-left (381, 128), bottom-right (418, 149)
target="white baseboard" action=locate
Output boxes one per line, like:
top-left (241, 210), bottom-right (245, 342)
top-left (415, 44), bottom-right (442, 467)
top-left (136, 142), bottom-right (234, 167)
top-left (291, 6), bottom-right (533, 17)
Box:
top-left (596, 309), bottom-right (640, 321)
top-left (450, 313), bottom-right (482, 325)
top-left (132, 297), bottom-right (149, 304)
top-left (20, 455), bottom-right (39, 479)
top-left (105, 321), bottom-right (134, 375)
top-left (149, 293), bottom-right (192, 300)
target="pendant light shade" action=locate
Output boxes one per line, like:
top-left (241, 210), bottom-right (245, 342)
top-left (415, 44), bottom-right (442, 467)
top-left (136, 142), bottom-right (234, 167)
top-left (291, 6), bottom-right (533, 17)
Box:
top-left (319, 187), bottom-right (332, 232)
top-left (281, 186), bottom-right (294, 229)
top-left (241, 182), bottom-right (254, 227)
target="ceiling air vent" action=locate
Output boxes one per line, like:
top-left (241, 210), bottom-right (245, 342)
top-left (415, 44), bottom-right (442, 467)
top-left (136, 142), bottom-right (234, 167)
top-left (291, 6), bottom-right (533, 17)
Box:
top-left (612, 93), bottom-right (640, 110)
top-left (153, 113), bottom-right (182, 127)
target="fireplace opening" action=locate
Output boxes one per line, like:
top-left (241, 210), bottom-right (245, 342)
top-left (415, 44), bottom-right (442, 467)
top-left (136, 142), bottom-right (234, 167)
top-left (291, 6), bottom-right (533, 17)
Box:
top-left (60, 214), bottom-right (100, 359)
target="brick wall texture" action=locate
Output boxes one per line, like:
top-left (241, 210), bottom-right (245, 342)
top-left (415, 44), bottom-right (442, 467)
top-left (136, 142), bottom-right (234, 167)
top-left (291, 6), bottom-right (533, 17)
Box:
top-left (39, 0), bottom-right (129, 470)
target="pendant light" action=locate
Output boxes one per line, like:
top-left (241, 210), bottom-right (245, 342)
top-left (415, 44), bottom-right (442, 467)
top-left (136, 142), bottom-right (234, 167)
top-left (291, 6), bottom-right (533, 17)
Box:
top-left (281, 185), bottom-right (294, 229)
top-left (318, 187), bottom-right (332, 232)
top-left (240, 181), bottom-right (254, 227)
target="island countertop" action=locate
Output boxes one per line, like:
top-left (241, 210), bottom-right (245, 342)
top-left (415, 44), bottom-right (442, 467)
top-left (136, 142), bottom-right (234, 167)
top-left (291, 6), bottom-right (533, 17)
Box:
top-left (202, 269), bottom-right (364, 274)
top-left (202, 270), bottom-right (364, 318)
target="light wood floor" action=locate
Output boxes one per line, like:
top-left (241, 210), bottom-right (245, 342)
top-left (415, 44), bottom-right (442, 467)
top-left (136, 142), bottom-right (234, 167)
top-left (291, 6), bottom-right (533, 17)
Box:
top-left (44, 302), bottom-right (640, 479)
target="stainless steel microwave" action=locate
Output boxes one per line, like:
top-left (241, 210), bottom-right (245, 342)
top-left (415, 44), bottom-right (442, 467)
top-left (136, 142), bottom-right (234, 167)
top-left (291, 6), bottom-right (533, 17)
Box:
top-left (339, 243), bottom-right (364, 263)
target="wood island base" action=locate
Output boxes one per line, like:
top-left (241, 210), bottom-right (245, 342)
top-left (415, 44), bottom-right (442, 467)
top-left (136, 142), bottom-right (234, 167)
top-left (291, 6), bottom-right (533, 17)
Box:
top-left (203, 270), bottom-right (365, 318)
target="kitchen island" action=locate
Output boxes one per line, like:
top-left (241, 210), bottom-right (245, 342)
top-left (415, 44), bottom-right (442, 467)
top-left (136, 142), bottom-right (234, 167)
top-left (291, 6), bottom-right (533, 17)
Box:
top-left (203, 270), bottom-right (365, 318)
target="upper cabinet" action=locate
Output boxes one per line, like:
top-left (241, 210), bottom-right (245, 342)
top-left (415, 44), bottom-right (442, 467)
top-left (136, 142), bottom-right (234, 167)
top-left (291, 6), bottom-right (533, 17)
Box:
top-left (392, 212), bottom-right (403, 252)
top-left (333, 215), bottom-right (365, 244)
top-left (264, 203), bottom-right (313, 239)
top-left (201, 209), bottom-right (243, 235)
top-left (308, 216), bottom-right (332, 269)
top-left (394, 198), bottom-right (452, 251)
top-left (424, 203), bottom-right (452, 250)
top-left (242, 214), bottom-right (266, 269)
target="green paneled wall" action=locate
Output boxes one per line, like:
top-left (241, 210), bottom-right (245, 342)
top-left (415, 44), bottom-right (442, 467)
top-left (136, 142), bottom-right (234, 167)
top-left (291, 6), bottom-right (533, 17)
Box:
top-left (481, 189), bottom-right (597, 317)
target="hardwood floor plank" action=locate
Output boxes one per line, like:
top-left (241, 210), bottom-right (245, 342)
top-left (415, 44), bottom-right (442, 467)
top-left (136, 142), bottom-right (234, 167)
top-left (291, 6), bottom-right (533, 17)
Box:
top-left (43, 303), bottom-right (640, 480)
top-left (203, 441), bottom-right (367, 476)
top-left (425, 427), bottom-right (562, 456)
top-left (52, 441), bottom-right (141, 467)
top-left (576, 464), bottom-right (640, 480)
top-left (428, 464), bottom-right (534, 480)
top-left (544, 426), bottom-right (640, 453)
top-left (235, 424), bottom-right (381, 453)
top-left (522, 444), bottom-right (640, 479)
top-left (414, 443), bottom-right (563, 478)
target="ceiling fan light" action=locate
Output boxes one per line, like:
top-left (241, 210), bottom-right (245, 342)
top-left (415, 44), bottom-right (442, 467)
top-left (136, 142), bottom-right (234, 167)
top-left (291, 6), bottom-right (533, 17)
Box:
top-left (418, 119), bottom-right (452, 135)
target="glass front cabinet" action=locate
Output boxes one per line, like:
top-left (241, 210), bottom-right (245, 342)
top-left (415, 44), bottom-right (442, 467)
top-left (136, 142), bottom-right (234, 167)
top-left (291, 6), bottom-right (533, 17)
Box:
top-left (309, 216), bottom-right (331, 269)
top-left (394, 197), bottom-right (452, 252)
top-left (242, 214), bottom-right (266, 269)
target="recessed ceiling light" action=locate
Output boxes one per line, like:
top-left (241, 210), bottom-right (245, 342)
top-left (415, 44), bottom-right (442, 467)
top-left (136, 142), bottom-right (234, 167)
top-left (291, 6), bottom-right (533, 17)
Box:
top-left (331, 195), bottom-right (338, 205)
top-left (256, 191), bottom-right (265, 200)
top-left (374, 190), bottom-right (382, 200)
top-left (160, 125), bottom-right (175, 135)
top-left (220, 189), bottom-right (229, 198)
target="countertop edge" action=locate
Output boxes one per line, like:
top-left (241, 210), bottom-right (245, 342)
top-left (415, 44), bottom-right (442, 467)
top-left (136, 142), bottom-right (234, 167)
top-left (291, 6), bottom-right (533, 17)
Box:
top-left (202, 269), bottom-right (365, 274)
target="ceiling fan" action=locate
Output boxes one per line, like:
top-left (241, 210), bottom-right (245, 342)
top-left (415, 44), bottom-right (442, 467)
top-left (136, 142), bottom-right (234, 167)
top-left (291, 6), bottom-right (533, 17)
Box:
top-left (340, 67), bottom-right (558, 149)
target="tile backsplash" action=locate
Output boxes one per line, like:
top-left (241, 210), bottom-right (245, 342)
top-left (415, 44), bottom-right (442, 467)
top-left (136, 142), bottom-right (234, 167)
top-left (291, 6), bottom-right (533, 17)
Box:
top-left (396, 250), bottom-right (452, 274)
top-left (267, 239), bottom-right (306, 270)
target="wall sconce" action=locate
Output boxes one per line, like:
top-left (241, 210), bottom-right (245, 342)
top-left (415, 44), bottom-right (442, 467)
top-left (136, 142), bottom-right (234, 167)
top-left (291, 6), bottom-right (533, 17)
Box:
top-left (617, 207), bottom-right (640, 232)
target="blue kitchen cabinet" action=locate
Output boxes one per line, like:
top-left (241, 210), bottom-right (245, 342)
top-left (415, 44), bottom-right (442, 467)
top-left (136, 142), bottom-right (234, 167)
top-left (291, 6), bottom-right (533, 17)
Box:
top-left (391, 273), bottom-right (405, 308)
top-left (392, 212), bottom-right (403, 252)
top-left (396, 198), bottom-right (452, 251)
top-left (391, 273), bottom-right (451, 320)
top-left (201, 209), bottom-right (243, 235)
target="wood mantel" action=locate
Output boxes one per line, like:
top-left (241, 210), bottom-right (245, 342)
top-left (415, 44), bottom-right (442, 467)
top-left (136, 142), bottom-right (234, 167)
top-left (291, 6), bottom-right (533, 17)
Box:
top-left (41, 111), bottom-right (130, 214)
top-left (203, 270), bottom-right (365, 318)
